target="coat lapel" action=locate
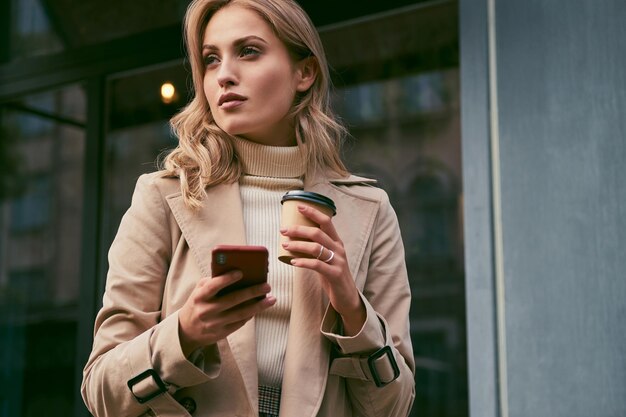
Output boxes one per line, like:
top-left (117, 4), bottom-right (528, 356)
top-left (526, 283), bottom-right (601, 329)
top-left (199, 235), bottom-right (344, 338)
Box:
top-left (279, 176), bottom-right (379, 417)
top-left (166, 182), bottom-right (259, 414)
top-left (165, 182), bottom-right (247, 276)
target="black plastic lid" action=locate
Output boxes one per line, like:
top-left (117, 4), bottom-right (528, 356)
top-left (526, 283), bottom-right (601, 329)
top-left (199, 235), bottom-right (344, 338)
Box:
top-left (281, 190), bottom-right (336, 216)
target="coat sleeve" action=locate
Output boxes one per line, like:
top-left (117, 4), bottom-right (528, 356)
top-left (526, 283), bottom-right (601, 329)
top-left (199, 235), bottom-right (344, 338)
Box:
top-left (81, 174), bottom-right (216, 417)
top-left (321, 189), bottom-right (416, 416)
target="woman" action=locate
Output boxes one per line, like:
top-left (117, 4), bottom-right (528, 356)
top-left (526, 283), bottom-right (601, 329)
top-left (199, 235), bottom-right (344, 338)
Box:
top-left (81, 0), bottom-right (415, 416)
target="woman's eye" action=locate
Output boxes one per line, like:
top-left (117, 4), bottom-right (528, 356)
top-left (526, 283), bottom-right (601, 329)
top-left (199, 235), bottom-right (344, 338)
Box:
top-left (240, 46), bottom-right (261, 57)
top-left (203, 54), bottom-right (219, 66)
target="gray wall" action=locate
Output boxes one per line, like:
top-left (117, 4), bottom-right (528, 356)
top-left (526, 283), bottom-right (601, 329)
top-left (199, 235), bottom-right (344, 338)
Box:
top-left (461, 1), bottom-right (626, 417)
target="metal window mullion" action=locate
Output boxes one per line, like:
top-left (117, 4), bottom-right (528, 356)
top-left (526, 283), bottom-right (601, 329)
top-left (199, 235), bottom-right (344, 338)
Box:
top-left (73, 76), bottom-right (106, 417)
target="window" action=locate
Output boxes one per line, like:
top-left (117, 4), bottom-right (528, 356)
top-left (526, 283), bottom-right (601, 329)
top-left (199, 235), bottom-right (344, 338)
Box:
top-left (327, 4), bottom-right (466, 415)
top-left (0, 83), bottom-right (86, 417)
top-left (10, 175), bottom-right (51, 232)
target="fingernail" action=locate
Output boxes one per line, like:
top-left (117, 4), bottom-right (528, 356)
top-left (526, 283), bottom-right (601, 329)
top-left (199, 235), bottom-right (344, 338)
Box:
top-left (233, 271), bottom-right (243, 279)
top-left (297, 205), bottom-right (306, 211)
top-left (281, 242), bottom-right (288, 248)
top-left (280, 227), bottom-right (287, 233)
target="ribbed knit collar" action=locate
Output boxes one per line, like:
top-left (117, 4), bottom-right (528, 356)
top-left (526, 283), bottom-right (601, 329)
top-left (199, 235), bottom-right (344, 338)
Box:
top-left (232, 136), bottom-right (306, 179)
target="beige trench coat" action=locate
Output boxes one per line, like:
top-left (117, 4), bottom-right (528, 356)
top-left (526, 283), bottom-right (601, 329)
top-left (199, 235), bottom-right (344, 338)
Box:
top-left (82, 171), bottom-right (415, 417)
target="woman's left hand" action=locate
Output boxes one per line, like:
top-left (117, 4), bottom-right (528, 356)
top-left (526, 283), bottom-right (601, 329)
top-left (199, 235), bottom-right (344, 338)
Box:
top-left (280, 204), bottom-right (366, 336)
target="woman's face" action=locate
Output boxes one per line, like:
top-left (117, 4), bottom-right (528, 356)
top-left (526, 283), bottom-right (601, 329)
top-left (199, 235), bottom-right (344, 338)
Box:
top-left (202, 5), bottom-right (313, 146)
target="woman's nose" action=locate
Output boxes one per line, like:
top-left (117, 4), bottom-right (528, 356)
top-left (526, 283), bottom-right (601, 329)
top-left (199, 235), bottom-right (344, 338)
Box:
top-left (216, 58), bottom-right (238, 87)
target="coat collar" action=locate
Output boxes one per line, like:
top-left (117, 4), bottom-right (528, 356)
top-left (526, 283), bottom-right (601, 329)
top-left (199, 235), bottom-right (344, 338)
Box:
top-left (164, 174), bottom-right (379, 417)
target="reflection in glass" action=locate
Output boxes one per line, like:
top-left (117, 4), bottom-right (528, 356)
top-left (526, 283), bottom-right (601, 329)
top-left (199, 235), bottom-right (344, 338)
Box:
top-left (327, 3), bottom-right (466, 415)
top-left (336, 69), bottom-right (465, 417)
top-left (10, 0), bottom-right (64, 59)
top-left (0, 84), bottom-right (85, 417)
top-left (10, 176), bottom-right (51, 233)
top-left (339, 81), bottom-right (386, 125)
top-left (7, 0), bottom-right (193, 61)
top-left (103, 122), bottom-right (177, 251)
top-left (103, 63), bottom-right (185, 258)
top-left (400, 72), bottom-right (449, 115)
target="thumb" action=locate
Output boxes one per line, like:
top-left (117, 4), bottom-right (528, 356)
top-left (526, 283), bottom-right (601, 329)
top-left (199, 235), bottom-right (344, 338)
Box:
top-left (204, 270), bottom-right (243, 297)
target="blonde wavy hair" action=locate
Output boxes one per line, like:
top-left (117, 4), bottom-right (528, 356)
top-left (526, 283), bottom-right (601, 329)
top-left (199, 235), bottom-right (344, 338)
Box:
top-left (160, 0), bottom-right (348, 209)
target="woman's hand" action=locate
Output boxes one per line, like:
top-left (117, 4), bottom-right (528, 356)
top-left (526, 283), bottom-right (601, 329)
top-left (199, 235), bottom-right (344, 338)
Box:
top-left (280, 204), bottom-right (366, 336)
top-left (178, 271), bottom-right (276, 357)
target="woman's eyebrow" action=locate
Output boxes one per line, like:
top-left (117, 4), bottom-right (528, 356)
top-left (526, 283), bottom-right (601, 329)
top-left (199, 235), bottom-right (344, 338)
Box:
top-left (202, 35), bottom-right (268, 52)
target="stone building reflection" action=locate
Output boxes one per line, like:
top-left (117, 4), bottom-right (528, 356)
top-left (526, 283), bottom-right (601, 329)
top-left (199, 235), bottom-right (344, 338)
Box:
top-left (334, 67), bottom-right (466, 416)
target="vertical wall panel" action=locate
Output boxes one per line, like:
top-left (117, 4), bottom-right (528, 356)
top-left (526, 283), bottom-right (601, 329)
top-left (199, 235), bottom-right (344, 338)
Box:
top-left (459, 0), bottom-right (499, 416)
top-left (462, 0), bottom-right (626, 416)
top-left (496, 1), bottom-right (626, 416)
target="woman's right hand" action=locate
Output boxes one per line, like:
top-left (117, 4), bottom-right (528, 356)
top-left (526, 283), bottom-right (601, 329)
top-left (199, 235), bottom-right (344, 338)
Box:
top-left (178, 271), bottom-right (276, 357)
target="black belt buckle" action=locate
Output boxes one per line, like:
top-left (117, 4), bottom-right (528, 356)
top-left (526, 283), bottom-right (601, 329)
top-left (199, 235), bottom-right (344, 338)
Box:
top-left (367, 346), bottom-right (400, 387)
top-left (127, 369), bottom-right (168, 404)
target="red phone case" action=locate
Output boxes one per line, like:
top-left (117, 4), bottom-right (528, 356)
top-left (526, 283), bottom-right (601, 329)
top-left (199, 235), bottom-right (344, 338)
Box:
top-left (211, 245), bottom-right (269, 296)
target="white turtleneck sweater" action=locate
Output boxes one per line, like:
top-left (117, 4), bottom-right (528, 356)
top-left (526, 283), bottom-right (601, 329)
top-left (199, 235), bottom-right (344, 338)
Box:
top-left (232, 137), bottom-right (305, 388)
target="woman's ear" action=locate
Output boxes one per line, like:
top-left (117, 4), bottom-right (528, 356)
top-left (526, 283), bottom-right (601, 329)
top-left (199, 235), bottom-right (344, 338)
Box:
top-left (295, 56), bottom-right (318, 93)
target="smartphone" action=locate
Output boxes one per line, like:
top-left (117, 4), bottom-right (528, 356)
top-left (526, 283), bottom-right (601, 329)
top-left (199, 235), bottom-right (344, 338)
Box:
top-left (211, 245), bottom-right (269, 296)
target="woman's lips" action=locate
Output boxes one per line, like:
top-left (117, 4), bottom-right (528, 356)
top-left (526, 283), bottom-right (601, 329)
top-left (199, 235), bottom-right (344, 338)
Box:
top-left (220, 99), bottom-right (246, 110)
top-left (218, 92), bottom-right (247, 109)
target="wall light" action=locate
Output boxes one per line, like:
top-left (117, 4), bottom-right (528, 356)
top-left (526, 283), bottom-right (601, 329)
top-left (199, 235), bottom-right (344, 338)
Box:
top-left (160, 82), bottom-right (176, 104)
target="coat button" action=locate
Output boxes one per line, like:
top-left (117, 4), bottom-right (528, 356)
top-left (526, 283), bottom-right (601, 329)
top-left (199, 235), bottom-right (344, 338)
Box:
top-left (179, 397), bottom-right (197, 414)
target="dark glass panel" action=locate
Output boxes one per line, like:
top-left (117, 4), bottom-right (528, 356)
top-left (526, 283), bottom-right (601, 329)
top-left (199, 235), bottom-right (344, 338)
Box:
top-left (0, 84), bottom-right (85, 417)
top-left (10, 0), bottom-right (64, 59)
top-left (102, 63), bottom-right (185, 257)
top-left (328, 3), bottom-right (466, 416)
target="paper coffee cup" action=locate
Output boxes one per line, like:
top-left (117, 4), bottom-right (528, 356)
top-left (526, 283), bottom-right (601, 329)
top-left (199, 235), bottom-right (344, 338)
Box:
top-left (278, 190), bottom-right (337, 264)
